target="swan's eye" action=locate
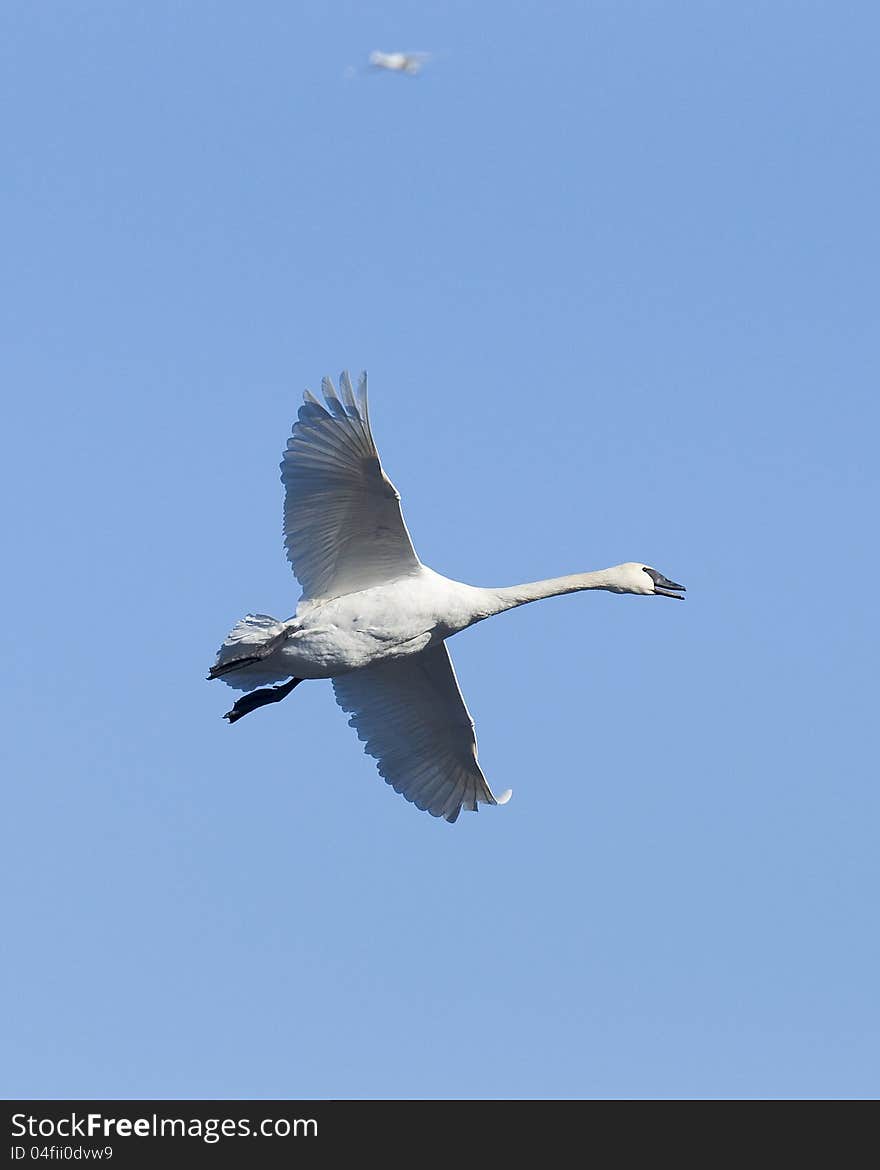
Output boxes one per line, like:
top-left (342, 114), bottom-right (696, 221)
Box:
top-left (642, 566), bottom-right (651, 574)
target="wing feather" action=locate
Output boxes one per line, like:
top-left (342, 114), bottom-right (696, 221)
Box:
top-left (281, 371), bottom-right (421, 599)
top-left (332, 645), bottom-right (512, 823)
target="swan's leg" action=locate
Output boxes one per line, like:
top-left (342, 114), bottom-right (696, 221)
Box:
top-left (223, 677), bottom-right (302, 724)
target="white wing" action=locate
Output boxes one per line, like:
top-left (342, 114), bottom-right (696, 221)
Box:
top-left (281, 371), bottom-right (421, 600)
top-left (332, 644), bottom-right (512, 823)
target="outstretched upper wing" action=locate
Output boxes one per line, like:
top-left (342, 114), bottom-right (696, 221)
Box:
top-left (281, 371), bottom-right (421, 599)
top-left (332, 643), bottom-right (512, 823)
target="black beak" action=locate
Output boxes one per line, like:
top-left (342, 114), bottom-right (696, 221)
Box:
top-left (645, 568), bottom-right (686, 599)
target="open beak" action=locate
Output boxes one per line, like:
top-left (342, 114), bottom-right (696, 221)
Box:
top-left (653, 573), bottom-right (686, 600)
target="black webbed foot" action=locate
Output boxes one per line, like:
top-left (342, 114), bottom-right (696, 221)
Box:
top-left (224, 677), bottom-right (302, 724)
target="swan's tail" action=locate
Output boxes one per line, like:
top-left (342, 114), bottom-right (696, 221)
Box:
top-left (208, 614), bottom-right (293, 691)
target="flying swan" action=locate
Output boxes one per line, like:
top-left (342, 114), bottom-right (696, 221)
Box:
top-left (367, 50), bottom-right (430, 75)
top-left (209, 371), bottom-right (685, 823)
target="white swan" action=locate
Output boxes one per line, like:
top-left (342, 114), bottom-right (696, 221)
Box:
top-left (209, 372), bottom-right (685, 823)
top-left (368, 50), bottom-right (429, 75)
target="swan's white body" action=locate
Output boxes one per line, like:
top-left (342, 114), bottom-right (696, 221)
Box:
top-left (211, 372), bottom-right (684, 823)
top-left (219, 566), bottom-right (661, 684)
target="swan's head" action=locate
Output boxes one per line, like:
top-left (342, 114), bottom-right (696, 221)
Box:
top-left (610, 562), bottom-right (686, 599)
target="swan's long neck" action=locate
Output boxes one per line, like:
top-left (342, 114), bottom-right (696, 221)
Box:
top-left (473, 569), bottom-right (621, 620)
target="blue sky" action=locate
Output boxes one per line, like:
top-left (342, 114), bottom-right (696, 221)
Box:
top-left (3, 1), bottom-right (878, 1099)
